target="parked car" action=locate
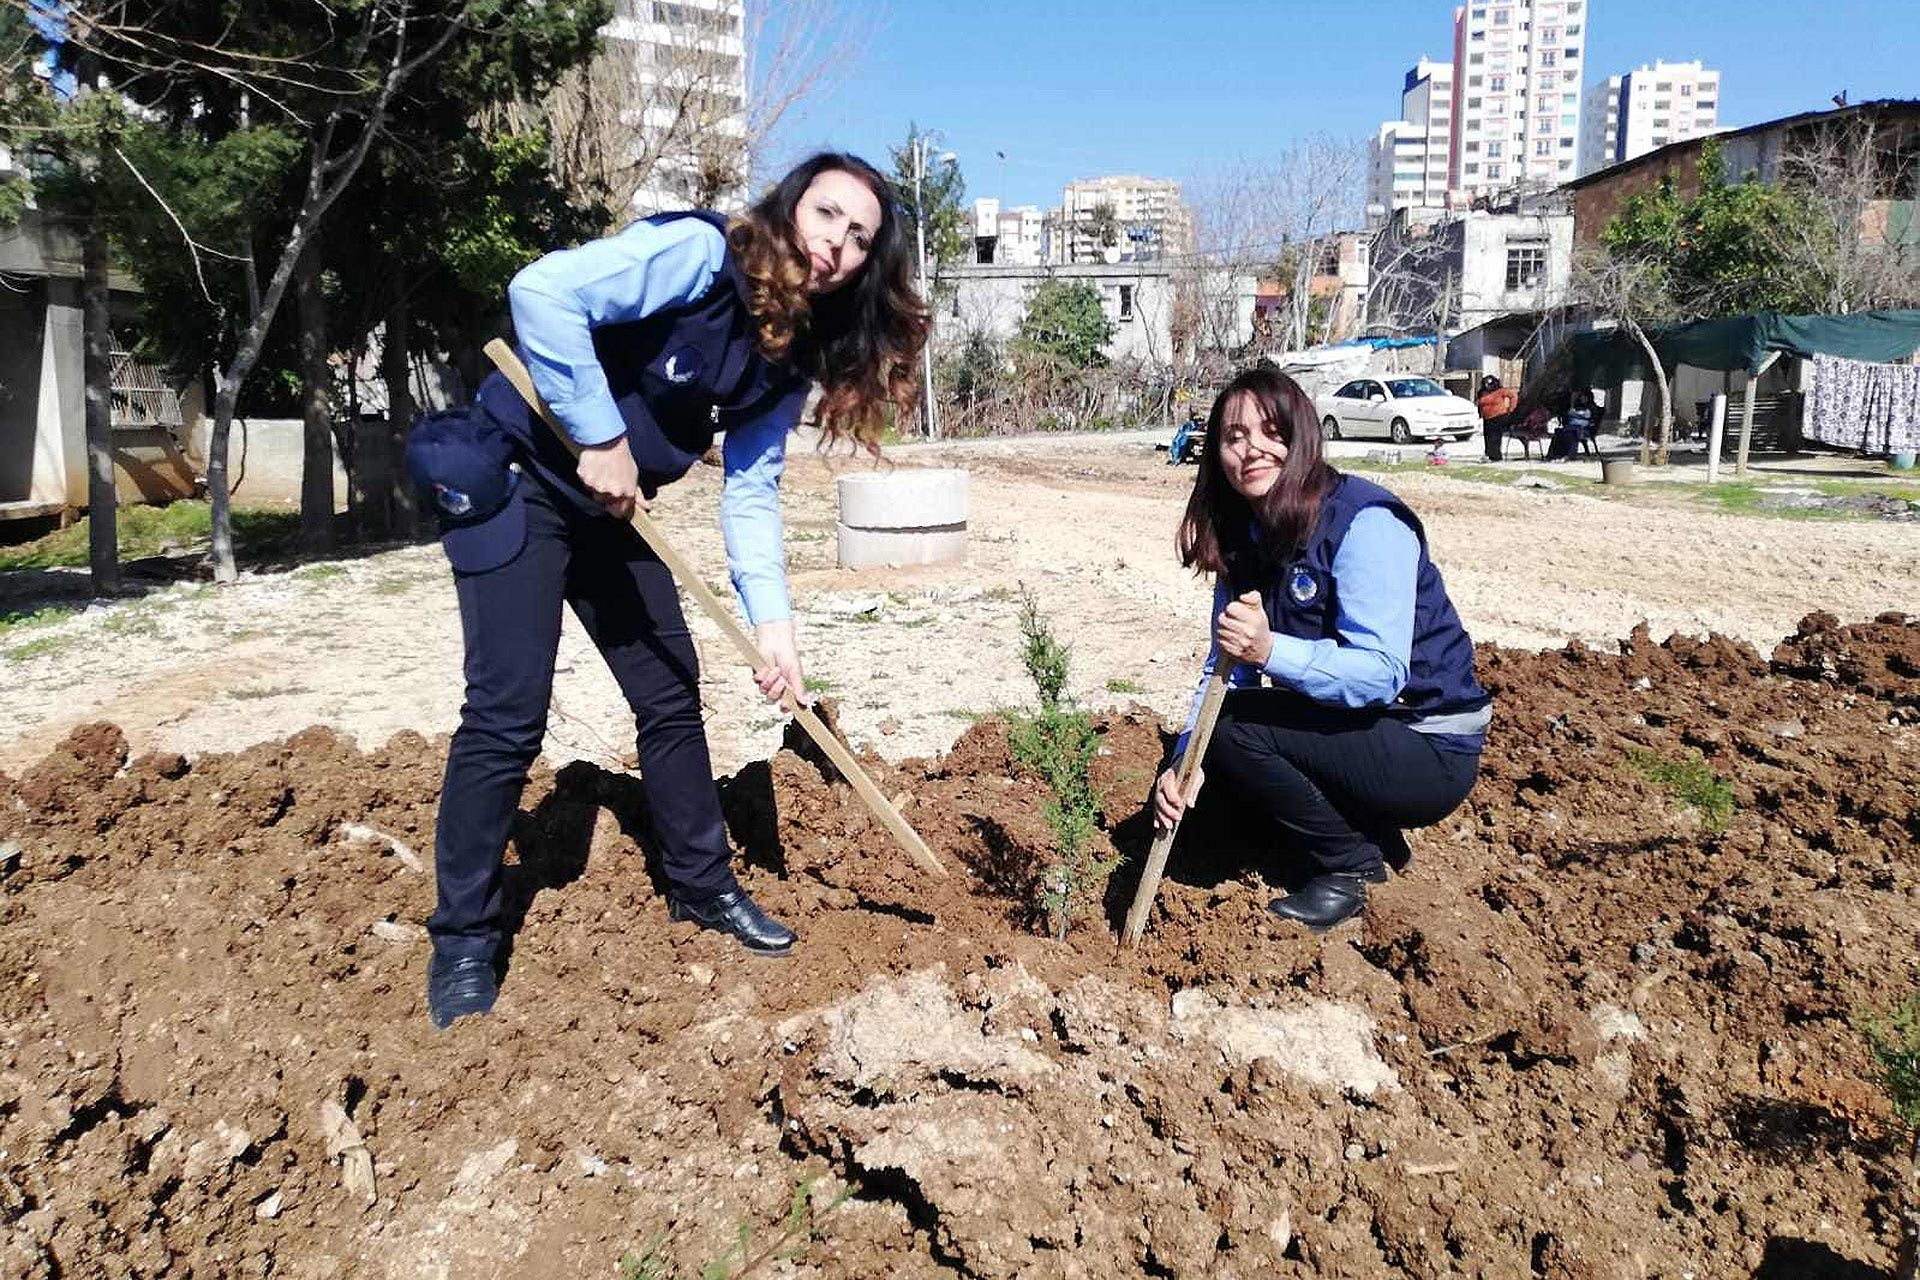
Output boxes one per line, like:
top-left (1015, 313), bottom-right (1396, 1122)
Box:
top-left (1315, 376), bottom-right (1481, 443)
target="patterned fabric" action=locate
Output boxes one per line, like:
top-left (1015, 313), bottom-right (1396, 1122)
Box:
top-left (1807, 353), bottom-right (1920, 454)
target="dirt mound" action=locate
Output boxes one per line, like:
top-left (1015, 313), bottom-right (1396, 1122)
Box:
top-left (1, 616), bottom-right (1915, 1278)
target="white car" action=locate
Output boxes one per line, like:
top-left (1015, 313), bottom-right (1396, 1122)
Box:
top-left (1315, 376), bottom-right (1481, 444)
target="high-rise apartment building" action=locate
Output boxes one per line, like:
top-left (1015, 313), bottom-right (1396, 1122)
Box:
top-left (1449, 0), bottom-right (1589, 200)
top-left (603, 0), bottom-right (750, 213)
top-left (1055, 176), bottom-right (1194, 265)
top-left (1578, 60), bottom-right (1721, 176)
top-left (1367, 56), bottom-right (1455, 225)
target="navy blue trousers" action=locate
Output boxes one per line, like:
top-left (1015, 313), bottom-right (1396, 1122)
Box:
top-left (428, 472), bottom-right (737, 958)
top-left (1205, 688), bottom-right (1480, 877)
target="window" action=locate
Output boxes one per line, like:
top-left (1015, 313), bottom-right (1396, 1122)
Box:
top-left (1564, 47), bottom-right (1578, 59)
top-left (1535, 139), bottom-right (1553, 156)
top-left (1118, 284), bottom-right (1134, 322)
top-left (1493, 6), bottom-right (1511, 22)
top-left (1485, 162), bottom-right (1502, 179)
top-left (1466, 163), bottom-right (1481, 174)
top-left (1469, 53), bottom-right (1484, 65)
top-left (1564, 70), bottom-right (1579, 82)
top-left (1486, 140), bottom-right (1503, 157)
top-left (1540, 50), bottom-right (1557, 66)
top-left (1469, 74), bottom-right (1484, 86)
top-left (1697, 98), bottom-right (1716, 109)
top-left (1468, 97), bottom-right (1483, 109)
top-left (1653, 98), bottom-right (1671, 109)
top-left (1466, 141), bottom-right (1481, 152)
top-left (1506, 243), bottom-right (1547, 289)
top-left (1490, 74), bottom-right (1507, 91)
top-left (1680, 83), bottom-right (1693, 97)
top-left (1542, 26), bottom-right (1559, 43)
top-left (1566, 23), bottom-right (1581, 35)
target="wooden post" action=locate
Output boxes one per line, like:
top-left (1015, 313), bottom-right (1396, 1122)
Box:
top-left (1122, 668), bottom-right (1230, 946)
top-left (1735, 351), bottom-right (1781, 478)
top-left (481, 341), bottom-right (947, 880)
top-left (1706, 393), bottom-right (1727, 485)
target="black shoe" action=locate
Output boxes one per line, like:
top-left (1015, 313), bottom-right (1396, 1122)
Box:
top-left (669, 889), bottom-right (796, 957)
top-left (1268, 872), bottom-right (1372, 933)
top-left (428, 953), bottom-right (498, 1030)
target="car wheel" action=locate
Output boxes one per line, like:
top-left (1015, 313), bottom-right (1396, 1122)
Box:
top-left (1321, 415), bottom-right (1342, 441)
top-left (1390, 418), bottom-right (1413, 444)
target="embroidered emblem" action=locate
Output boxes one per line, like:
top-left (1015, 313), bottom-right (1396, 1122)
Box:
top-left (432, 483), bottom-right (473, 517)
top-left (1288, 565), bottom-right (1318, 604)
top-left (662, 348), bottom-right (703, 384)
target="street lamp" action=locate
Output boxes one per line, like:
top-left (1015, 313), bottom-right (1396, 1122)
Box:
top-left (911, 134), bottom-right (956, 440)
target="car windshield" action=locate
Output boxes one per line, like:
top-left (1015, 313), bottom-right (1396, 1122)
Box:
top-left (1386, 378), bottom-right (1448, 398)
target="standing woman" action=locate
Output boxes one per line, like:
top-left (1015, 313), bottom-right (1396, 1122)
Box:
top-left (1151, 367), bottom-right (1490, 932)
top-left (407, 154), bottom-right (928, 1028)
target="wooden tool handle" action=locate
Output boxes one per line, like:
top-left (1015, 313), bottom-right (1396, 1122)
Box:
top-left (1121, 667), bottom-right (1230, 945)
top-left (481, 340), bottom-right (947, 879)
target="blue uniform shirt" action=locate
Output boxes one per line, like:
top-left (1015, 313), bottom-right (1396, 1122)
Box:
top-left (1173, 507), bottom-right (1417, 760)
top-left (507, 218), bottom-right (799, 625)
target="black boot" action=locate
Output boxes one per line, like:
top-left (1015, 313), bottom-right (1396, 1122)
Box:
top-left (1269, 872), bottom-right (1372, 933)
top-left (428, 951), bottom-right (498, 1030)
top-left (669, 888), bottom-right (796, 957)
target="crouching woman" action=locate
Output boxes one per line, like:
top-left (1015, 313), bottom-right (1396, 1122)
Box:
top-left (1152, 367), bottom-right (1491, 932)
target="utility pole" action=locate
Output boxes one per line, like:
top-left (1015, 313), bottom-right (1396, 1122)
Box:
top-left (911, 133), bottom-right (954, 441)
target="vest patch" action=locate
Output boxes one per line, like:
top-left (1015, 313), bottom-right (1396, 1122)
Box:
top-left (1288, 564), bottom-right (1319, 604)
top-left (662, 347), bottom-right (703, 384)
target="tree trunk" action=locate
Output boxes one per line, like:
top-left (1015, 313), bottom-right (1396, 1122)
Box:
top-left (296, 245), bottom-right (334, 554)
top-left (380, 275), bottom-right (417, 539)
top-left (1623, 317), bottom-right (1671, 467)
top-left (82, 218), bottom-right (119, 596)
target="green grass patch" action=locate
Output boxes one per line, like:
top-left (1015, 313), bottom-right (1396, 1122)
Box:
top-left (0, 502), bottom-right (301, 570)
top-left (372, 575), bottom-right (416, 596)
top-left (1628, 748), bottom-right (1736, 832)
top-left (803, 674), bottom-right (837, 693)
top-left (1104, 678), bottom-right (1144, 694)
top-left (100, 607), bottom-right (165, 638)
top-left (3, 632), bottom-right (75, 663)
top-left (0, 604), bottom-right (81, 638)
top-left (294, 562), bottom-right (349, 583)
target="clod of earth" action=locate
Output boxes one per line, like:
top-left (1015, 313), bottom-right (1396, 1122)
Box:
top-left (0, 614), bottom-right (1914, 1276)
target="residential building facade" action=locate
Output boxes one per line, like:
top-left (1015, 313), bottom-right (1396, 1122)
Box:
top-left (1579, 60), bottom-right (1721, 176)
top-left (1566, 99), bottom-right (1920, 247)
top-left (1367, 57), bottom-right (1456, 226)
top-left (1054, 176), bottom-right (1194, 265)
top-left (943, 262), bottom-right (1177, 364)
top-left (1449, 0), bottom-right (1589, 201)
top-left (970, 198), bottom-right (1046, 266)
top-left (604, 0), bottom-right (751, 214)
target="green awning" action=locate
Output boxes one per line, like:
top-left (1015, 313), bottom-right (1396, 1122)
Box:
top-left (1571, 309), bottom-right (1920, 382)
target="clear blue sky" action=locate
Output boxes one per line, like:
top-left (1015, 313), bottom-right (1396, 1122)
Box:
top-left (769, 0), bottom-right (1916, 215)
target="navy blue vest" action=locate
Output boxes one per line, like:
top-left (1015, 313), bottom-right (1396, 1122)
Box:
top-left (1266, 474), bottom-right (1489, 719)
top-left (475, 211), bottom-right (809, 508)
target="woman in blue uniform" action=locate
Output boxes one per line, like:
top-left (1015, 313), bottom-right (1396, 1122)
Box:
top-left (408, 153), bottom-right (928, 1028)
top-left (1151, 367), bottom-right (1490, 932)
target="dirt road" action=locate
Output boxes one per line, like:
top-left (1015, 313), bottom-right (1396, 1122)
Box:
top-left (3, 433), bottom-right (1916, 774)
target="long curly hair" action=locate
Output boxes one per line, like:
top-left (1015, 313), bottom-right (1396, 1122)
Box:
top-left (726, 153), bottom-right (929, 448)
top-left (1177, 367), bottom-right (1340, 581)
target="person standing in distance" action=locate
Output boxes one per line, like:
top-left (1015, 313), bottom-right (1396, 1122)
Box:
top-left (407, 153), bottom-right (929, 1029)
top-left (1152, 367), bottom-right (1490, 932)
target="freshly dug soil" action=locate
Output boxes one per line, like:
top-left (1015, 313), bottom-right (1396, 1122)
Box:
top-left (1, 614), bottom-right (1916, 1279)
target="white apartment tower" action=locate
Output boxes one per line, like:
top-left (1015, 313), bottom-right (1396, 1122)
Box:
top-left (1449, 0), bottom-right (1589, 200)
top-left (1578, 60), bottom-right (1721, 175)
top-left (1056, 176), bottom-right (1194, 265)
top-left (1367, 56), bottom-right (1455, 226)
top-left (603, 0), bottom-right (751, 213)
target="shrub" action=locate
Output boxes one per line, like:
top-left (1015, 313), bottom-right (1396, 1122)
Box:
top-left (1009, 588), bottom-right (1119, 939)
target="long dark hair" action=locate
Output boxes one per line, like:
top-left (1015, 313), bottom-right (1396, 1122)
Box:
top-left (726, 152), bottom-right (929, 448)
top-left (1177, 367), bottom-right (1339, 578)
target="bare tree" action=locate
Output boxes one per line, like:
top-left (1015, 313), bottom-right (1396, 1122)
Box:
top-left (1363, 210), bottom-right (1451, 334)
top-left (1571, 246), bottom-right (1682, 465)
top-left (1186, 136), bottom-right (1365, 358)
top-left (1771, 110), bottom-right (1920, 314)
top-left (525, 0), bottom-right (861, 227)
